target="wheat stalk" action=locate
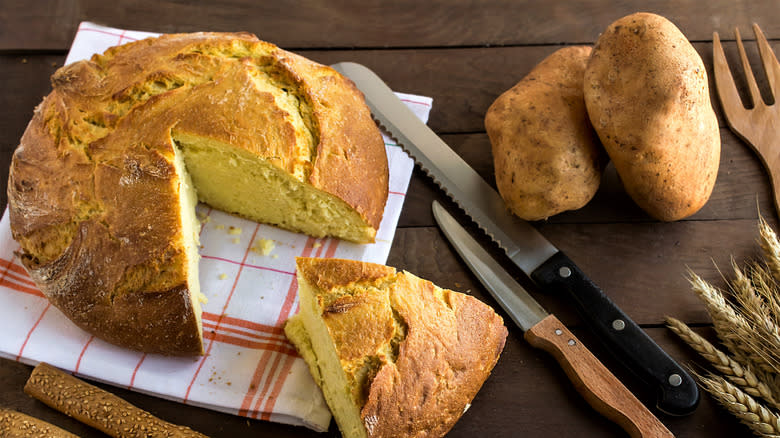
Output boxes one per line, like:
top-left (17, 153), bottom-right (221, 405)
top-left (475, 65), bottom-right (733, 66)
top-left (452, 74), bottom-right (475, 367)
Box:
top-left (759, 217), bottom-right (780, 284)
top-left (697, 372), bottom-right (780, 437)
top-left (727, 263), bottom-right (780, 374)
top-left (753, 220), bottom-right (780, 325)
top-left (757, 368), bottom-right (780, 408)
top-left (748, 263), bottom-right (780, 323)
top-left (670, 218), bottom-right (780, 436)
top-left (732, 261), bottom-right (766, 317)
top-left (688, 272), bottom-right (777, 374)
top-left (666, 316), bottom-right (780, 410)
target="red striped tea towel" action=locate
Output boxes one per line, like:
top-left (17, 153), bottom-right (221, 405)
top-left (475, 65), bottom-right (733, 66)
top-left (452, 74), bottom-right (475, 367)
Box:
top-left (0, 22), bottom-right (432, 432)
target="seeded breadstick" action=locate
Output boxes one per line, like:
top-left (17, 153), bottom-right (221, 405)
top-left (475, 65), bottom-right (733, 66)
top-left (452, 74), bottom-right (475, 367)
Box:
top-left (24, 363), bottom-right (208, 438)
top-left (0, 408), bottom-right (79, 437)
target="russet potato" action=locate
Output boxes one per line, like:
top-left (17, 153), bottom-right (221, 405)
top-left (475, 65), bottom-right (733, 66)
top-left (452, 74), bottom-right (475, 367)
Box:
top-left (583, 12), bottom-right (720, 221)
top-left (485, 46), bottom-right (607, 221)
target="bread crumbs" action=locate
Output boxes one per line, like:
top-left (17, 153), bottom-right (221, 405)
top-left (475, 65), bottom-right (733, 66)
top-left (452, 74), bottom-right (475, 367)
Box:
top-left (228, 226), bottom-right (242, 235)
top-left (251, 238), bottom-right (276, 256)
top-left (219, 273), bottom-right (228, 280)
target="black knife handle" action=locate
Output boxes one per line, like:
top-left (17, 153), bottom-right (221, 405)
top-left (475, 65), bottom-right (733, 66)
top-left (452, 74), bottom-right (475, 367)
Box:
top-left (530, 251), bottom-right (699, 416)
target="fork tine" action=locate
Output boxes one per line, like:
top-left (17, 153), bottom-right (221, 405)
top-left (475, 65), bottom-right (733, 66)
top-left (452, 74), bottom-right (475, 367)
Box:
top-left (752, 23), bottom-right (780, 101)
top-left (735, 27), bottom-right (764, 107)
top-left (713, 31), bottom-right (747, 117)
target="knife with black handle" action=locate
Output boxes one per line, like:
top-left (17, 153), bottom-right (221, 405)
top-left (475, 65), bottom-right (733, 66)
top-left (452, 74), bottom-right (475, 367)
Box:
top-left (332, 61), bottom-right (699, 416)
top-left (433, 201), bottom-right (673, 438)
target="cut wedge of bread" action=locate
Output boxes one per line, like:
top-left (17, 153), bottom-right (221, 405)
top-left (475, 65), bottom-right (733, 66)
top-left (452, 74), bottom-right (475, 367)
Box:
top-left (285, 257), bottom-right (507, 437)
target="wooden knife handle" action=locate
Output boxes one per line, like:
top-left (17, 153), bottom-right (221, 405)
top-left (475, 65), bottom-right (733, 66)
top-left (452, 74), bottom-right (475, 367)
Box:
top-left (525, 314), bottom-right (674, 438)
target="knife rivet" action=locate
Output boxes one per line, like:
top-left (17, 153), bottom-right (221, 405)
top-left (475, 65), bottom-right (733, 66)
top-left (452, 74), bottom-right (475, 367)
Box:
top-left (554, 329), bottom-right (563, 336)
top-left (567, 339), bottom-right (576, 346)
top-left (612, 319), bottom-right (626, 331)
top-left (558, 266), bottom-right (572, 278)
top-left (668, 374), bottom-right (683, 387)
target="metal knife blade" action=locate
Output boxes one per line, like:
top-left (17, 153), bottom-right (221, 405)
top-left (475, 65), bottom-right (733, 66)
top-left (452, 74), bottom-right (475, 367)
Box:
top-left (433, 200), bottom-right (673, 438)
top-left (333, 61), bottom-right (699, 416)
top-left (333, 62), bottom-right (557, 274)
top-left (432, 201), bottom-right (547, 331)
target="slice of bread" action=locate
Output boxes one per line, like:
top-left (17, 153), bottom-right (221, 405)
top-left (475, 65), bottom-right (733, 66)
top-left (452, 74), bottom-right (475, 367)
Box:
top-left (285, 257), bottom-right (507, 437)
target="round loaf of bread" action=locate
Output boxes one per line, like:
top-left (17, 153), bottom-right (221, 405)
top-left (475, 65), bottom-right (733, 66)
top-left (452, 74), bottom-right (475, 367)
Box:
top-left (8, 32), bottom-right (388, 354)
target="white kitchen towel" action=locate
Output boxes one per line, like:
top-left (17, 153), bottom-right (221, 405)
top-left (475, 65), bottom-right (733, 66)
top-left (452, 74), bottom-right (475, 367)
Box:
top-left (0, 22), bottom-right (432, 432)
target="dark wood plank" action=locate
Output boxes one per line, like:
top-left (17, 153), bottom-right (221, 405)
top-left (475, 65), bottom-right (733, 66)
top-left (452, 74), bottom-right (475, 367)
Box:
top-left (0, 55), bottom-right (62, 211)
top-left (2, 0), bottom-right (779, 51)
top-left (396, 128), bottom-right (773, 227)
top-left (2, 51), bottom-right (774, 224)
top-left (0, 358), bottom-right (302, 437)
top-left (0, 325), bottom-right (747, 438)
top-left (305, 45), bottom-right (583, 134)
top-left (3, 39), bottom-right (773, 138)
top-left (387, 222), bottom-right (765, 326)
top-left (303, 39), bottom-right (780, 134)
top-left (3, 41), bottom-right (776, 137)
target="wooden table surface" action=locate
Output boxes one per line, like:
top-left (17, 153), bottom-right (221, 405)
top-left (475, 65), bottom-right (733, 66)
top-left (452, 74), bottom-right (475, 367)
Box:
top-left (2, 1), bottom-right (779, 437)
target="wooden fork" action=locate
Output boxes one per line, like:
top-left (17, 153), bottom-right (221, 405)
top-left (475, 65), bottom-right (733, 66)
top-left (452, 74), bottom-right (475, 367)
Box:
top-left (713, 24), bottom-right (780, 215)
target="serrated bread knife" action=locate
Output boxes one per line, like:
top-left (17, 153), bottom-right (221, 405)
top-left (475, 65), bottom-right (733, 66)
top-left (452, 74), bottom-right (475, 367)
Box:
top-left (433, 201), bottom-right (673, 437)
top-left (331, 61), bottom-right (699, 416)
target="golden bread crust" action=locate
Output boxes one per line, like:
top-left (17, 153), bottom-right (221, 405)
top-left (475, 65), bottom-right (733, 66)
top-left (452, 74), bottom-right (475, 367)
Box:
top-left (296, 256), bottom-right (396, 292)
top-left (361, 272), bottom-right (507, 437)
top-left (295, 257), bottom-right (507, 437)
top-left (8, 32), bottom-right (387, 354)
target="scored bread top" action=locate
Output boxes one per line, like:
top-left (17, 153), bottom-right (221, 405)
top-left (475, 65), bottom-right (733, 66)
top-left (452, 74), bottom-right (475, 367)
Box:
top-left (8, 32), bottom-right (388, 354)
top-left (296, 257), bottom-right (508, 437)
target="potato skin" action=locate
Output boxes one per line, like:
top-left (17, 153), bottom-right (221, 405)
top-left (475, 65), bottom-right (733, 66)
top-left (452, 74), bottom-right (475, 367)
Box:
top-left (583, 12), bottom-right (720, 221)
top-left (485, 46), bottom-right (607, 221)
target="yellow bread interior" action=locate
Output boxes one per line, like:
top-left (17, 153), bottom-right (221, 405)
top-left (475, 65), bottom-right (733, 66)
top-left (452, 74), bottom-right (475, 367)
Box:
top-left (174, 133), bottom-right (375, 243)
top-left (283, 317), bottom-right (323, 386)
top-left (285, 272), bottom-right (378, 438)
top-left (173, 145), bottom-right (206, 345)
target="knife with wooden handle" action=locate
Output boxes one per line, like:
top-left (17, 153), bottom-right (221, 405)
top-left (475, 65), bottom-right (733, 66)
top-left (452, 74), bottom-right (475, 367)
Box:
top-left (332, 61), bottom-right (698, 416)
top-left (432, 201), bottom-right (673, 438)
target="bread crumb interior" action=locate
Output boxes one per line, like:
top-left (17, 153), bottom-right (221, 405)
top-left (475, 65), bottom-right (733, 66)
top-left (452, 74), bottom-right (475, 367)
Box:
top-left (173, 144), bottom-right (206, 344)
top-left (286, 276), bottom-right (369, 438)
top-left (173, 132), bottom-right (374, 242)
